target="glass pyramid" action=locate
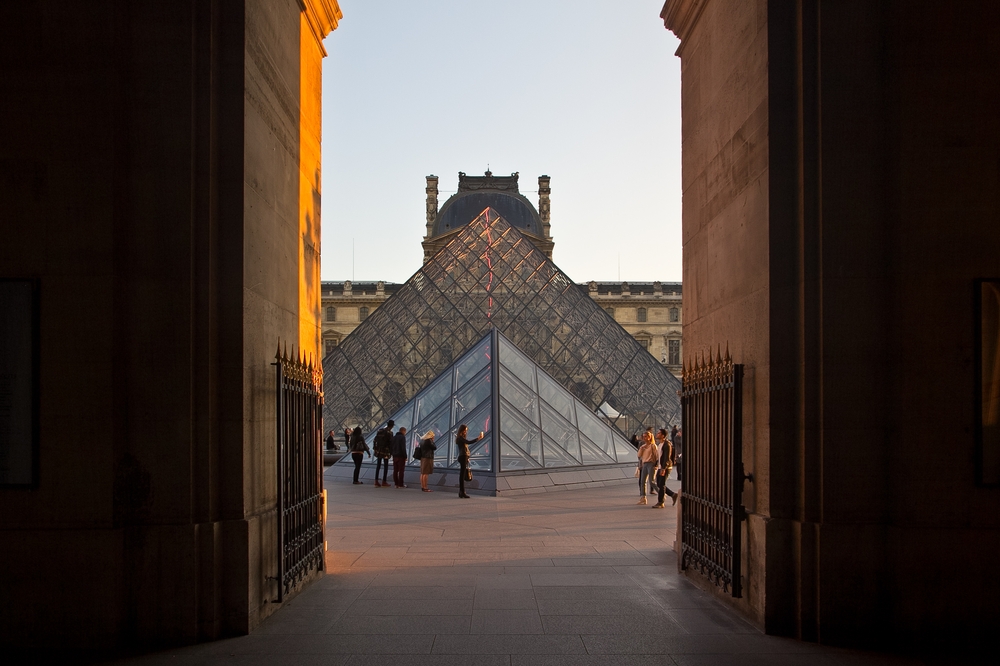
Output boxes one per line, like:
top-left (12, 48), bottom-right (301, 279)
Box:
top-left (323, 207), bottom-right (681, 438)
top-left (336, 329), bottom-right (637, 475)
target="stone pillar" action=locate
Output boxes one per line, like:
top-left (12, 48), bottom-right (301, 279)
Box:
top-left (538, 175), bottom-right (551, 239)
top-left (425, 175), bottom-right (439, 239)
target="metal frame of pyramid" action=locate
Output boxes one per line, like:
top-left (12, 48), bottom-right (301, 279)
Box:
top-left (323, 207), bottom-right (681, 442)
top-left (329, 329), bottom-right (641, 494)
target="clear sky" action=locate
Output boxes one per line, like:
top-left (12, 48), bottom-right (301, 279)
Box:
top-left (320, 1), bottom-right (681, 285)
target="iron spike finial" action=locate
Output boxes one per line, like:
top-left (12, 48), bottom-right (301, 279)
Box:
top-left (717, 344), bottom-right (723, 365)
top-left (725, 342), bottom-right (731, 362)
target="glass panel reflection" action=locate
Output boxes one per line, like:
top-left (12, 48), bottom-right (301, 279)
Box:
top-left (455, 369), bottom-right (490, 422)
top-left (538, 372), bottom-right (575, 422)
top-left (416, 372), bottom-right (453, 424)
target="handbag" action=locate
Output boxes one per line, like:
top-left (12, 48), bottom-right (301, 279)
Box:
top-left (413, 445), bottom-right (422, 460)
top-left (465, 468), bottom-right (473, 482)
top-left (634, 465), bottom-right (641, 478)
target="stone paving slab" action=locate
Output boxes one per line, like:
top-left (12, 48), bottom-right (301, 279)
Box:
top-left (103, 475), bottom-right (936, 665)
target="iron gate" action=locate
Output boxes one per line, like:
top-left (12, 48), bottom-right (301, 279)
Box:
top-left (680, 349), bottom-right (748, 597)
top-left (274, 345), bottom-right (325, 602)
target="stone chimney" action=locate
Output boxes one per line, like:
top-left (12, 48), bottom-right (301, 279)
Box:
top-left (538, 175), bottom-right (551, 238)
top-left (425, 175), bottom-right (439, 239)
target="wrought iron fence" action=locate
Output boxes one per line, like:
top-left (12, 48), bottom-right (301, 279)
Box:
top-left (680, 348), bottom-right (749, 597)
top-left (274, 344), bottom-right (325, 602)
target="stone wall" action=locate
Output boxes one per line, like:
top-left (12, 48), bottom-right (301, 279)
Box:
top-left (664, 0), bottom-right (1000, 649)
top-left (0, 0), bottom-right (339, 649)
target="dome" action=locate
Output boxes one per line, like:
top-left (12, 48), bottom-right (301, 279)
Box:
top-left (432, 191), bottom-right (542, 237)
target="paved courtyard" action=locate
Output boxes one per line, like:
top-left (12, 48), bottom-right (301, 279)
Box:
top-left (108, 470), bottom-right (947, 665)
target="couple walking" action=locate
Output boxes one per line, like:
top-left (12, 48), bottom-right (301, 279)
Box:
top-left (414, 425), bottom-right (483, 497)
top-left (636, 427), bottom-right (678, 508)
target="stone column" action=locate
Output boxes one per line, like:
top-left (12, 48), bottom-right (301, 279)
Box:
top-left (538, 175), bottom-right (551, 239)
top-left (425, 175), bottom-right (439, 239)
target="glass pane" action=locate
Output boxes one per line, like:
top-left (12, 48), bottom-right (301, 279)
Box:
top-left (577, 407), bottom-right (613, 457)
top-left (579, 432), bottom-right (616, 465)
top-left (455, 369), bottom-right (491, 422)
top-left (416, 371), bottom-right (453, 423)
top-left (455, 336), bottom-right (491, 388)
top-left (499, 367), bottom-right (538, 423)
top-left (543, 435), bottom-right (581, 468)
top-left (500, 435), bottom-right (542, 470)
top-left (499, 335), bottom-right (535, 390)
top-left (500, 399), bottom-right (542, 464)
top-left (539, 401), bottom-right (581, 463)
top-left (613, 434), bottom-right (635, 462)
top-left (538, 371), bottom-right (575, 422)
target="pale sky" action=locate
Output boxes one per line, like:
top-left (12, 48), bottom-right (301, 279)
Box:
top-left (320, 1), bottom-right (682, 285)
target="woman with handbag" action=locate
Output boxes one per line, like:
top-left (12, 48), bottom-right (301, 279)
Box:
top-left (455, 424), bottom-right (483, 499)
top-left (418, 430), bottom-right (438, 492)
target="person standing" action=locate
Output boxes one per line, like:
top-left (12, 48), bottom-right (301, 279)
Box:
top-left (372, 420), bottom-right (394, 487)
top-left (645, 426), bottom-right (659, 495)
top-left (390, 426), bottom-right (408, 488)
top-left (349, 426), bottom-right (370, 485)
top-left (654, 428), bottom-right (678, 507)
top-left (343, 427), bottom-right (351, 452)
top-left (419, 431), bottom-right (437, 492)
top-left (455, 425), bottom-right (483, 499)
top-left (636, 431), bottom-right (658, 505)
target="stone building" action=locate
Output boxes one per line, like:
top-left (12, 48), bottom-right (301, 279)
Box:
top-left (322, 172), bottom-right (684, 378)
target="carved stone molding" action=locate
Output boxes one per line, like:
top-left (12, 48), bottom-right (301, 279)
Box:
top-left (660, 0), bottom-right (708, 45)
top-left (299, 0), bottom-right (343, 54)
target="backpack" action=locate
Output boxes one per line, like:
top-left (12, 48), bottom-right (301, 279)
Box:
top-left (412, 443), bottom-right (423, 460)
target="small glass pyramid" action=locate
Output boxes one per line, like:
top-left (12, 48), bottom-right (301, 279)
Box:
top-left (337, 329), bottom-right (637, 480)
top-left (324, 207), bottom-right (681, 439)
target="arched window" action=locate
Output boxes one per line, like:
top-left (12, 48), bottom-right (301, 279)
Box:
top-left (669, 307), bottom-right (679, 323)
top-left (605, 307), bottom-right (615, 318)
top-left (326, 306), bottom-right (336, 322)
top-left (359, 306), bottom-right (369, 321)
top-left (637, 307), bottom-right (647, 323)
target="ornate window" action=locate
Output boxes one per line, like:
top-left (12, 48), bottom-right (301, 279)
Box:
top-left (605, 307), bottom-right (615, 318)
top-left (359, 306), bottom-right (369, 321)
top-left (326, 306), bottom-right (336, 322)
top-left (669, 307), bottom-right (680, 323)
top-left (637, 307), bottom-right (647, 323)
top-left (325, 339), bottom-right (339, 355)
top-left (668, 339), bottom-right (681, 365)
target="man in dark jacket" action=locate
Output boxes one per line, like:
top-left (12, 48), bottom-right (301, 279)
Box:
top-left (654, 428), bottom-right (678, 508)
top-left (390, 426), bottom-right (408, 488)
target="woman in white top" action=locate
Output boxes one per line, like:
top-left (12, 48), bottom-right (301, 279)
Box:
top-left (635, 431), bottom-right (659, 505)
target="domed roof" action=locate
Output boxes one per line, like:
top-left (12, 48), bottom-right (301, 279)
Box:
top-left (431, 172), bottom-right (541, 238)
